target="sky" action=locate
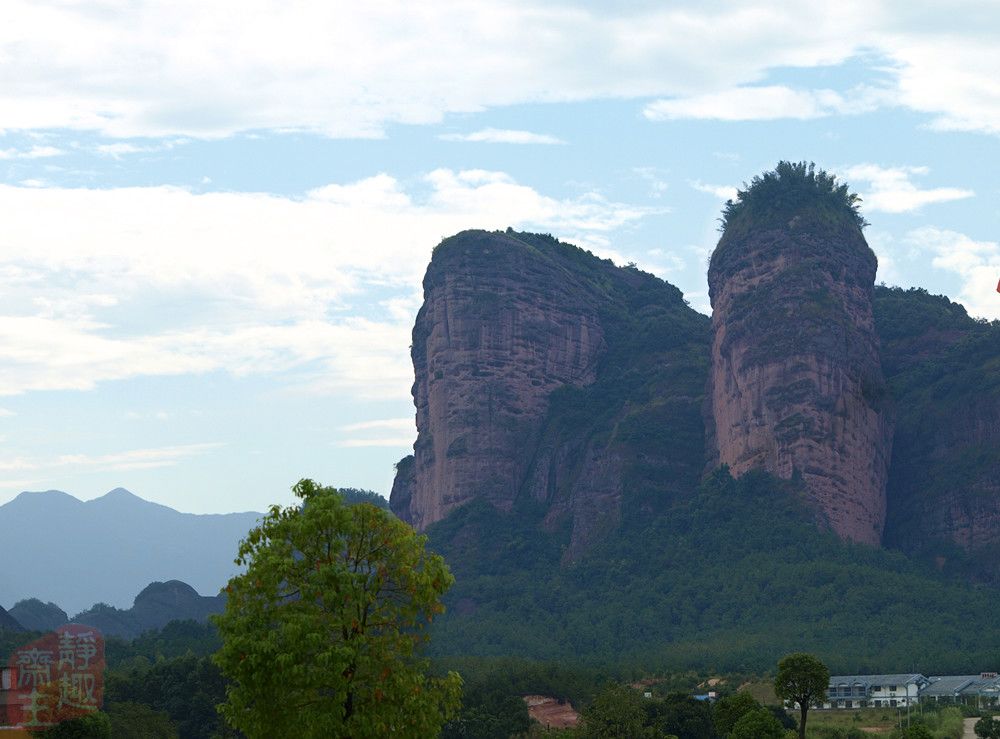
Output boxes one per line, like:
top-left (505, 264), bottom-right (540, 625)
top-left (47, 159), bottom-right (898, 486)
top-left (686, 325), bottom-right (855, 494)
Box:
top-left (0, 1), bottom-right (997, 514)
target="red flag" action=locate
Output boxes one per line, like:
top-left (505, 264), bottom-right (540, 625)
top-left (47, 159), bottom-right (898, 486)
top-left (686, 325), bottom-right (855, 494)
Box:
top-left (996, 278), bottom-right (1000, 293)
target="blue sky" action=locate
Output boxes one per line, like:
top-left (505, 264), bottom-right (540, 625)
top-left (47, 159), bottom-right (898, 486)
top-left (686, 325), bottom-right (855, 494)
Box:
top-left (0, 1), bottom-right (997, 513)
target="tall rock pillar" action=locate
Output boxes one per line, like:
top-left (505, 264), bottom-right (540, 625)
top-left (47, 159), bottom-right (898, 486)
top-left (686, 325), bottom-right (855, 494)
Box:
top-left (706, 163), bottom-right (893, 545)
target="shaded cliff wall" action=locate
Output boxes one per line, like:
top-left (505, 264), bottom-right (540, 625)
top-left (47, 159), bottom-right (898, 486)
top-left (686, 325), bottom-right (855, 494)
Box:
top-left (876, 287), bottom-right (1000, 579)
top-left (707, 212), bottom-right (893, 545)
top-left (391, 229), bottom-right (709, 554)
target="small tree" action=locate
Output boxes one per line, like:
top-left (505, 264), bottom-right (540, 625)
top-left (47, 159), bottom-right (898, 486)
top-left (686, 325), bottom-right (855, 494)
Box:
top-left (580, 684), bottom-right (657, 739)
top-left (773, 652), bottom-right (830, 739)
top-left (213, 480), bottom-right (461, 737)
top-left (730, 707), bottom-right (785, 739)
top-left (976, 716), bottom-right (1000, 739)
top-left (713, 692), bottom-right (761, 737)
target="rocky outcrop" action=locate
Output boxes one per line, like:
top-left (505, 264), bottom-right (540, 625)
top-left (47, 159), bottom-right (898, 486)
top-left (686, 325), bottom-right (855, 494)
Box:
top-left (706, 185), bottom-right (893, 545)
top-left (393, 230), bottom-right (608, 530)
top-left (391, 229), bottom-right (709, 551)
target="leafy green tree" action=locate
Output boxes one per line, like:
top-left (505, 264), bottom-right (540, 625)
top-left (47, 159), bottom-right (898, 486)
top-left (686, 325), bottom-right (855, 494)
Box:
top-left (213, 480), bottom-right (461, 738)
top-left (712, 692), bottom-right (762, 737)
top-left (773, 652), bottom-right (829, 739)
top-left (901, 725), bottom-right (933, 739)
top-left (580, 684), bottom-right (656, 738)
top-left (730, 707), bottom-right (785, 739)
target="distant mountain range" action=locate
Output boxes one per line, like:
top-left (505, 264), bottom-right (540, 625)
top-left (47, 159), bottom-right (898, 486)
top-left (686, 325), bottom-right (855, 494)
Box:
top-left (6, 580), bottom-right (226, 639)
top-left (0, 488), bottom-right (263, 614)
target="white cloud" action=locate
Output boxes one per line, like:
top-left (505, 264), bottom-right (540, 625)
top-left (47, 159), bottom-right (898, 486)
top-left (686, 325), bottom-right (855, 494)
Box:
top-left (0, 171), bottom-right (652, 398)
top-left (439, 128), bottom-right (565, 144)
top-left (336, 417), bottom-right (415, 448)
top-left (0, 1), bottom-right (909, 139)
top-left (690, 181), bottom-right (738, 201)
top-left (0, 145), bottom-right (64, 159)
top-left (905, 227), bottom-right (1000, 319)
top-left (0, 2), bottom-right (993, 139)
top-left (645, 86), bottom-right (848, 122)
top-left (888, 35), bottom-right (1000, 136)
top-left (842, 164), bottom-right (974, 213)
top-left (340, 418), bottom-right (415, 433)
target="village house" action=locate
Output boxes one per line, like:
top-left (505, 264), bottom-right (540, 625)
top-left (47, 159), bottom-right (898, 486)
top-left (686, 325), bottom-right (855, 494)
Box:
top-left (824, 674), bottom-right (928, 708)
top-left (821, 672), bottom-right (1000, 709)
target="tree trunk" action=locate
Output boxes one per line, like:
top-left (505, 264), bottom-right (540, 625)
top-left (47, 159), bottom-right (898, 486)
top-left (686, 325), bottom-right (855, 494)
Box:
top-left (799, 704), bottom-right (808, 739)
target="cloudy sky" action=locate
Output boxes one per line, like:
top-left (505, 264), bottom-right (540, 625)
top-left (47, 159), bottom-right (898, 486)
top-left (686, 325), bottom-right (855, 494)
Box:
top-left (0, 1), bottom-right (997, 513)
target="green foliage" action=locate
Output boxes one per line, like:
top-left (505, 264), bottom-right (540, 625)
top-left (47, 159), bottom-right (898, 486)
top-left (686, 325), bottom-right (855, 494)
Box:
top-left (644, 693), bottom-right (715, 738)
top-left (104, 702), bottom-right (178, 739)
top-left (976, 715), bottom-right (1000, 738)
top-left (337, 487), bottom-right (390, 510)
top-left (774, 653), bottom-right (829, 706)
top-left (874, 285), bottom-right (1000, 581)
top-left (104, 619), bottom-right (221, 668)
top-left (719, 161), bottom-right (866, 233)
top-left (31, 711), bottom-right (112, 738)
top-left (713, 692), bottom-right (762, 736)
top-left (775, 653), bottom-right (829, 739)
top-left (579, 684), bottom-right (656, 738)
top-left (432, 656), bottom-right (615, 708)
top-left (213, 479), bottom-right (461, 738)
top-left (104, 655), bottom-right (230, 739)
top-left (428, 468), bottom-right (1000, 674)
top-left (730, 707), bottom-right (785, 739)
top-left (441, 679), bottom-right (532, 739)
top-left (900, 726), bottom-right (934, 739)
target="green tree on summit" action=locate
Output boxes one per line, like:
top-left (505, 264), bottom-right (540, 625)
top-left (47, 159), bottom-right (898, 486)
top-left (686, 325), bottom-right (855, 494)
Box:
top-left (213, 479), bottom-right (461, 738)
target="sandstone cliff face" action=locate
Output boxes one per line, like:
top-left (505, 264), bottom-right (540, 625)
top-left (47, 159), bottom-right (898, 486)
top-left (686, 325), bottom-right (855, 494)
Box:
top-left (391, 229), bottom-right (709, 552)
top-left (707, 218), bottom-right (893, 545)
top-left (393, 231), bottom-right (607, 530)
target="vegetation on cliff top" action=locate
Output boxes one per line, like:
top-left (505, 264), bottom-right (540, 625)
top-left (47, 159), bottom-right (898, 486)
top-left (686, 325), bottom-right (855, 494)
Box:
top-left (719, 161), bottom-right (867, 234)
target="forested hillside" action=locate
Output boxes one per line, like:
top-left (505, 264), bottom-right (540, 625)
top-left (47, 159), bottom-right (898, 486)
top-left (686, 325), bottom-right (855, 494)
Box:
top-left (428, 468), bottom-right (1000, 674)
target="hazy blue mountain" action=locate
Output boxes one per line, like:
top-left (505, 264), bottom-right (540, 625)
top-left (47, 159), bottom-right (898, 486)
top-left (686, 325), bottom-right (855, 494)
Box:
top-left (0, 604), bottom-right (23, 632)
top-left (8, 598), bottom-right (68, 632)
top-left (72, 580), bottom-right (226, 639)
top-left (0, 488), bottom-right (262, 614)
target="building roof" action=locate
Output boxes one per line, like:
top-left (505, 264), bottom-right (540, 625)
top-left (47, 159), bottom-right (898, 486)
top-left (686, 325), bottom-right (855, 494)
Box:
top-left (828, 674), bottom-right (926, 687)
top-left (921, 676), bottom-right (979, 696)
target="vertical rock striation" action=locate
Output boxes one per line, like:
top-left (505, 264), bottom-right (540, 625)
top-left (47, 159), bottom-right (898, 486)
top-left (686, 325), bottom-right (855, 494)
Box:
top-left (706, 163), bottom-right (893, 545)
top-left (390, 228), bottom-right (710, 551)
top-left (392, 230), bottom-right (608, 531)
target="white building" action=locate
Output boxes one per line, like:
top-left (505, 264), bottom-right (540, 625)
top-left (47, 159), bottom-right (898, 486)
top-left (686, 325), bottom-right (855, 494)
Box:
top-left (824, 674), bottom-right (928, 709)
